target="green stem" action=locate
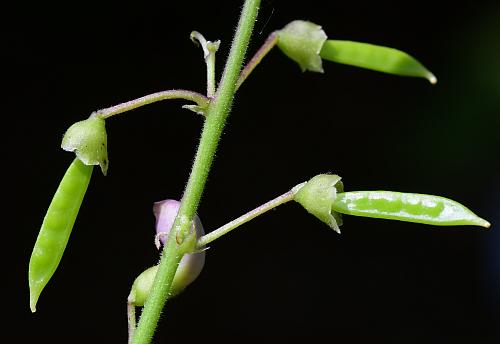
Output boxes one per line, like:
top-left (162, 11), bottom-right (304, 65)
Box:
top-left (127, 302), bottom-right (136, 344)
top-left (131, 1), bottom-right (261, 343)
top-left (95, 89), bottom-right (209, 119)
top-left (197, 182), bottom-right (305, 248)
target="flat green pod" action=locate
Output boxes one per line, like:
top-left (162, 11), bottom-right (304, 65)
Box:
top-left (29, 158), bottom-right (93, 312)
top-left (320, 40), bottom-right (437, 84)
top-left (332, 191), bottom-right (490, 227)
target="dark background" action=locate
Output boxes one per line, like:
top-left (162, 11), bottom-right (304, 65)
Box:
top-left (5, 1), bottom-right (500, 342)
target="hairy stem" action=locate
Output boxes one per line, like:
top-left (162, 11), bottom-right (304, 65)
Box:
top-left (236, 31), bottom-right (278, 90)
top-left (197, 182), bottom-right (305, 248)
top-left (131, 1), bottom-right (261, 343)
top-left (95, 89), bottom-right (209, 119)
top-left (127, 302), bottom-right (136, 344)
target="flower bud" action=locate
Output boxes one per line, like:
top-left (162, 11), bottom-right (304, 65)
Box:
top-left (276, 20), bottom-right (327, 73)
top-left (128, 200), bottom-right (205, 306)
top-left (128, 265), bottom-right (158, 307)
top-left (154, 199), bottom-right (205, 295)
top-left (61, 115), bottom-right (109, 175)
top-left (154, 199), bottom-right (204, 246)
top-left (294, 174), bottom-right (344, 233)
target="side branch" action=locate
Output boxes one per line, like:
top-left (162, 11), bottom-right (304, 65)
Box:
top-left (197, 183), bottom-right (305, 248)
top-left (236, 31), bottom-right (278, 90)
top-left (95, 90), bottom-right (209, 119)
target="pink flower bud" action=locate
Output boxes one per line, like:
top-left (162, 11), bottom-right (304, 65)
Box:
top-left (152, 199), bottom-right (205, 296)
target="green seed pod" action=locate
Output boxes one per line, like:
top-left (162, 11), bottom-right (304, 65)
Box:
top-left (332, 191), bottom-right (490, 228)
top-left (29, 158), bottom-right (93, 312)
top-left (320, 40), bottom-right (437, 84)
top-left (276, 20), bottom-right (327, 73)
top-left (294, 174), bottom-right (344, 233)
top-left (61, 115), bottom-right (109, 175)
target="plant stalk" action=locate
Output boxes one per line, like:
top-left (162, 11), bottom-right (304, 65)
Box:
top-left (236, 31), bottom-right (278, 90)
top-left (131, 1), bottom-right (261, 343)
top-left (127, 302), bottom-right (136, 344)
top-left (95, 89), bottom-right (209, 119)
top-left (197, 182), bottom-right (305, 248)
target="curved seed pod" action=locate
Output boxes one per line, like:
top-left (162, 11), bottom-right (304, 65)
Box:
top-left (320, 40), bottom-right (437, 84)
top-left (29, 158), bottom-right (93, 312)
top-left (276, 20), bottom-right (327, 73)
top-left (294, 174), bottom-right (344, 233)
top-left (332, 191), bottom-right (490, 228)
top-left (61, 115), bottom-right (109, 175)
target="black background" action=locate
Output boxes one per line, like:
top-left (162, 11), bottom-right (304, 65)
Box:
top-left (5, 1), bottom-right (500, 342)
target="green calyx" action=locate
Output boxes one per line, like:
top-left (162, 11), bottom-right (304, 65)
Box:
top-left (276, 20), bottom-right (327, 73)
top-left (294, 174), bottom-right (344, 233)
top-left (61, 115), bottom-right (109, 175)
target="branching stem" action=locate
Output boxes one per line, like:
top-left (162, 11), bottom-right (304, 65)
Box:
top-left (197, 182), bottom-right (305, 248)
top-left (95, 89), bottom-right (209, 119)
top-left (131, 1), bottom-right (261, 343)
top-left (236, 31), bottom-right (278, 90)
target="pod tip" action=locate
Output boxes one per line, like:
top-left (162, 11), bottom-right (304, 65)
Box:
top-left (30, 301), bottom-right (37, 313)
top-left (475, 217), bottom-right (491, 229)
top-left (428, 74), bottom-right (438, 85)
top-left (29, 289), bottom-right (39, 313)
